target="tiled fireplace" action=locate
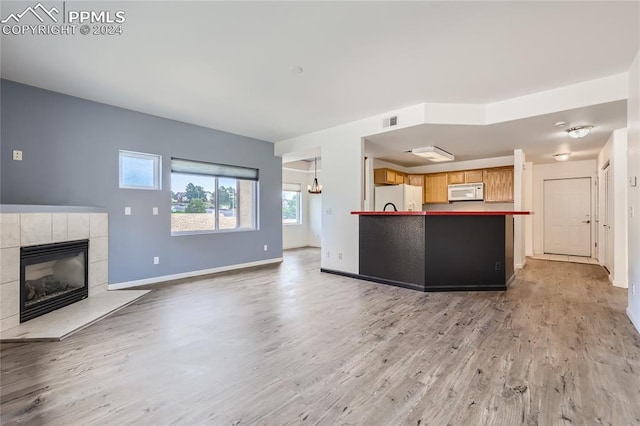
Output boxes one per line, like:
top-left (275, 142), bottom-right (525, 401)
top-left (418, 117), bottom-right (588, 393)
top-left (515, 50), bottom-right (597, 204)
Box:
top-left (0, 209), bottom-right (109, 332)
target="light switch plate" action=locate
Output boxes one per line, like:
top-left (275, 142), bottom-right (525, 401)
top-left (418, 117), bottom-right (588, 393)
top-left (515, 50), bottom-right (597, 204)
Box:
top-left (153, 207), bottom-right (158, 215)
top-left (125, 207), bottom-right (131, 215)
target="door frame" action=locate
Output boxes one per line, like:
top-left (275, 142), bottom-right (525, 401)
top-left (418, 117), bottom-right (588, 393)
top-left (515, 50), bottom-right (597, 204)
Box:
top-left (541, 176), bottom-right (596, 257)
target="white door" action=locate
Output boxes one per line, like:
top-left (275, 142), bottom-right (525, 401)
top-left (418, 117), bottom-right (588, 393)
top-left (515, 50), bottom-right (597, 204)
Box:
top-left (603, 167), bottom-right (613, 272)
top-left (544, 178), bottom-right (592, 256)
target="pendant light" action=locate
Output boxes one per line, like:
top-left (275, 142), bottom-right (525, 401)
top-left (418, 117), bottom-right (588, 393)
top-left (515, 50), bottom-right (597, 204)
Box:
top-left (308, 158), bottom-right (322, 194)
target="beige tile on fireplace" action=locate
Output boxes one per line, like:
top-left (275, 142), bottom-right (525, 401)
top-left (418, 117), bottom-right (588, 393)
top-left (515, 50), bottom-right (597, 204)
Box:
top-left (89, 237), bottom-right (108, 263)
top-left (0, 281), bottom-right (19, 320)
top-left (68, 213), bottom-right (90, 240)
top-left (90, 213), bottom-right (108, 238)
top-left (52, 213), bottom-right (68, 242)
top-left (1, 314), bottom-right (19, 332)
top-left (0, 214), bottom-right (20, 248)
top-left (89, 259), bottom-right (108, 290)
top-left (0, 247), bottom-right (19, 284)
top-left (21, 213), bottom-right (52, 246)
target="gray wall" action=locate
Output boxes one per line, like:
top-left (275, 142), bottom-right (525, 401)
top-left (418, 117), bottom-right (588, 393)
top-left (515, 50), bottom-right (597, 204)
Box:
top-left (1, 79), bottom-right (283, 283)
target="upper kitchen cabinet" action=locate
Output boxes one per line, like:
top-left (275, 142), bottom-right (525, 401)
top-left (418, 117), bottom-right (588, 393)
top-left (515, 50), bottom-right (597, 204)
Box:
top-left (448, 170), bottom-right (484, 184)
top-left (408, 174), bottom-right (424, 187)
top-left (374, 168), bottom-right (397, 185)
top-left (483, 167), bottom-right (514, 202)
top-left (424, 173), bottom-right (449, 203)
top-left (374, 168), bottom-right (407, 185)
top-left (465, 170), bottom-right (484, 183)
top-left (447, 172), bottom-right (465, 185)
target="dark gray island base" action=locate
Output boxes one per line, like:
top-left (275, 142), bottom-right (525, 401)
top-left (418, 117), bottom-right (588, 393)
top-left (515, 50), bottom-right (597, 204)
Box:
top-left (340, 211), bottom-right (528, 292)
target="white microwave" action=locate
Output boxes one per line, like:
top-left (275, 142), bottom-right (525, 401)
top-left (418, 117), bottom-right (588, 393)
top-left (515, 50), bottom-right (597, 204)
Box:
top-left (448, 183), bottom-right (484, 201)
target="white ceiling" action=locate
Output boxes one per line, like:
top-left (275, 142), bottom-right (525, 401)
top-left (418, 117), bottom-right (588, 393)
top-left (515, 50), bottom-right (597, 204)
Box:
top-left (366, 100), bottom-right (628, 166)
top-left (1, 1), bottom-right (639, 162)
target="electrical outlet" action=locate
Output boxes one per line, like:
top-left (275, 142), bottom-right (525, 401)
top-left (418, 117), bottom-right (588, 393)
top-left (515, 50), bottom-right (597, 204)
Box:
top-left (326, 251), bottom-right (330, 258)
top-left (263, 244), bottom-right (268, 251)
top-left (338, 252), bottom-right (342, 260)
top-left (125, 207), bottom-right (131, 215)
top-left (632, 282), bottom-right (636, 296)
top-left (12, 150), bottom-right (23, 161)
top-left (153, 256), bottom-right (159, 265)
top-left (495, 261), bottom-right (502, 271)
top-left (326, 208), bottom-right (332, 215)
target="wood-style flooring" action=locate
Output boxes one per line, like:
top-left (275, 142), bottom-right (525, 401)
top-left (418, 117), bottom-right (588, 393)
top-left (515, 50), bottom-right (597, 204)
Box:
top-left (1, 248), bottom-right (639, 425)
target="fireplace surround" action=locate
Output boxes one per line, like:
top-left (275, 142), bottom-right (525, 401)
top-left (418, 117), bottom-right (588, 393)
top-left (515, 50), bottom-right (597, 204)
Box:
top-left (1, 206), bottom-right (109, 332)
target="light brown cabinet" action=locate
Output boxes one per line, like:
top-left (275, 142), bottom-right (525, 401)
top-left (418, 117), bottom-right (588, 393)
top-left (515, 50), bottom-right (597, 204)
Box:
top-left (447, 172), bottom-right (465, 185)
top-left (447, 170), bottom-right (484, 184)
top-left (483, 167), bottom-right (514, 202)
top-left (465, 170), bottom-right (484, 183)
top-left (408, 174), bottom-right (424, 187)
top-left (374, 168), bottom-right (398, 185)
top-left (424, 173), bottom-right (449, 204)
top-left (374, 168), bottom-right (408, 185)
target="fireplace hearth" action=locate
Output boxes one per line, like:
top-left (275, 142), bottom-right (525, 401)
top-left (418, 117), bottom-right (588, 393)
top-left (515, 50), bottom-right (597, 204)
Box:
top-left (20, 240), bottom-right (89, 323)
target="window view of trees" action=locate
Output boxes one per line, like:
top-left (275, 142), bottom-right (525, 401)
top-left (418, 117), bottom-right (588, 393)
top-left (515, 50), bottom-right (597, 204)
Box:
top-left (282, 190), bottom-right (301, 224)
top-left (171, 173), bottom-right (254, 234)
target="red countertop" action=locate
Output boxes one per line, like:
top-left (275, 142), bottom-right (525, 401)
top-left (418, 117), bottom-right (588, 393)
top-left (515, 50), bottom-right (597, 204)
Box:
top-left (351, 211), bottom-right (531, 216)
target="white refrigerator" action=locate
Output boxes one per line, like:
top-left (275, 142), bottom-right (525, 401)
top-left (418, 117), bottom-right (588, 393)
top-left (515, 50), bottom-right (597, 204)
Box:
top-left (374, 184), bottom-right (423, 212)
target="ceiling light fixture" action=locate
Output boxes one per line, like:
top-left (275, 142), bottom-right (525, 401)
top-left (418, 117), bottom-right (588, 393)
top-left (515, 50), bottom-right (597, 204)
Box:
top-left (554, 121), bottom-right (567, 128)
top-left (566, 125), bottom-right (593, 139)
top-left (289, 66), bottom-right (304, 74)
top-left (308, 158), bottom-right (322, 194)
top-left (553, 153), bottom-right (571, 162)
top-left (411, 146), bottom-right (454, 162)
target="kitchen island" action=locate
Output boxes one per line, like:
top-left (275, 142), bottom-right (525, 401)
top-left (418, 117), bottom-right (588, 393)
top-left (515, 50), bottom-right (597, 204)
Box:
top-left (349, 211), bottom-right (530, 292)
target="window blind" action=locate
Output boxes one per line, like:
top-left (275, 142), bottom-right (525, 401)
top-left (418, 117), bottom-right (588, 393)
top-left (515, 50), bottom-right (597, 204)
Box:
top-left (171, 158), bottom-right (258, 181)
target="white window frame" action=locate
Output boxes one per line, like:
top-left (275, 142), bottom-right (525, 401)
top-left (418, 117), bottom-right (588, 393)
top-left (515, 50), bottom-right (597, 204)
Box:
top-left (282, 183), bottom-right (302, 225)
top-left (119, 150), bottom-right (162, 190)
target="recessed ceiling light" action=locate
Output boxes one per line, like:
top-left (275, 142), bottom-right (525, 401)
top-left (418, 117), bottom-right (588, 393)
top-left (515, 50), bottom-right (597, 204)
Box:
top-left (566, 125), bottom-right (593, 139)
top-left (553, 153), bottom-right (571, 161)
top-left (289, 66), bottom-right (303, 74)
top-left (554, 121), bottom-right (567, 128)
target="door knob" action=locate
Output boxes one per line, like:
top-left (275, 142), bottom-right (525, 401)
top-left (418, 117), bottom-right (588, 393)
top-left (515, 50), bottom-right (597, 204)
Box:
top-left (582, 220), bottom-right (591, 224)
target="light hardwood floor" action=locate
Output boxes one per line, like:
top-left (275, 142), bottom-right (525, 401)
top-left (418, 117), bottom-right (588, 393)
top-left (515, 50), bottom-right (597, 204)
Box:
top-left (1, 248), bottom-right (639, 425)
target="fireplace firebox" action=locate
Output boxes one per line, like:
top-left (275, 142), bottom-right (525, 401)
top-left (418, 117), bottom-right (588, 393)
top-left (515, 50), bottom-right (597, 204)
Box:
top-left (20, 240), bottom-right (89, 322)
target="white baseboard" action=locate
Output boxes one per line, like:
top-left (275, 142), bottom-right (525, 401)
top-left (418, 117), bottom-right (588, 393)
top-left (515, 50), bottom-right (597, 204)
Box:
top-left (627, 307), bottom-right (640, 335)
top-left (515, 258), bottom-right (527, 270)
top-left (613, 279), bottom-right (628, 289)
top-left (108, 257), bottom-right (283, 290)
top-left (283, 244), bottom-right (308, 250)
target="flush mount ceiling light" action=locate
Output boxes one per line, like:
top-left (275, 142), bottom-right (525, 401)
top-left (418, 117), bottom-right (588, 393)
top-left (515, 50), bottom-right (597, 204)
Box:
top-left (411, 146), bottom-right (454, 162)
top-left (289, 66), bottom-right (304, 74)
top-left (308, 157), bottom-right (322, 194)
top-left (554, 121), bottom-right (567, 128)
top-left (566, 125), bottom-right (593, 139)
top-left (553, 153), bottom-right (571, 162)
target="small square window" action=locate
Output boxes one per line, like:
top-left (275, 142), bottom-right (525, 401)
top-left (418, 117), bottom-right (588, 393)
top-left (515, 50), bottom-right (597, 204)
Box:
top-left (119, 150), bottom-right (161, 190)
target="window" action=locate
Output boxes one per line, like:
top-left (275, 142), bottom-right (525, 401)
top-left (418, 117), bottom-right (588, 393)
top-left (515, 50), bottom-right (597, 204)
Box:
top-left (119, 150), bottom-right (161, 190)
top-left (282, 183), bottom-right (302, 224)
top-left (170, 158), bottom-right (258, 235)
